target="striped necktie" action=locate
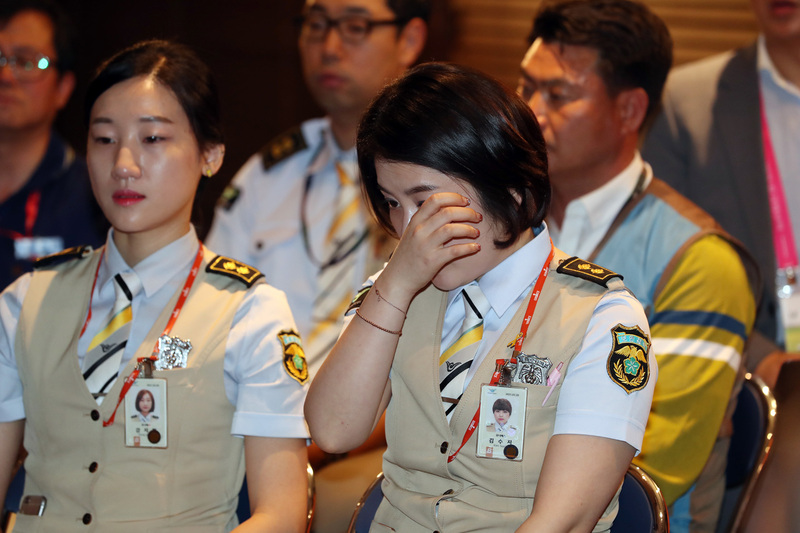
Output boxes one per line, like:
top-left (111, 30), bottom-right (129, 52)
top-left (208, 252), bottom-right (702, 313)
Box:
top-left (440, 283), bottom-right (490, 420)
top-left (83, 272), bottom-right (141, 402)
top-left (307, 161), bottom-right (365, 365)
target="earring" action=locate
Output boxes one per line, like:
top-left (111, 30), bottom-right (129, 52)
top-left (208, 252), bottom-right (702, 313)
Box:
top-left (205, 168), bottom-right (213, 178)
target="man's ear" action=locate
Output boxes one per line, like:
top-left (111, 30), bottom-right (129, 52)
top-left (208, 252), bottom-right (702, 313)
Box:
top-left (397, 17), bottom-right (428, 68)
top-left (615, 87), bottom-right (648, 135)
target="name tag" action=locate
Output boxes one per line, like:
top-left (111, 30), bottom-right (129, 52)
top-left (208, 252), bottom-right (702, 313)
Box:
top-left (779, 292), bottom-right (800, 352)
top-left (14, 236), bottom-right (63, 260)
top-left (476, 385), bottom-right (527, 461)
top-left (125, 378), bottom-right (168, 448)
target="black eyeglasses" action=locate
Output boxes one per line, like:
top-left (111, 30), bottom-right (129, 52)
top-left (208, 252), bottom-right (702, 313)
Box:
top-left (295, 12), bottom-right (404, 45)
top-left (0, 49), bottom-right (55, 81)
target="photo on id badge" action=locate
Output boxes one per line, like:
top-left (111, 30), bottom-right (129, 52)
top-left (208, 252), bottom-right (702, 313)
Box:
top-left (477, 385), bottom-right (526, 461)
top-left (125, 379), bottom-right (167, 448)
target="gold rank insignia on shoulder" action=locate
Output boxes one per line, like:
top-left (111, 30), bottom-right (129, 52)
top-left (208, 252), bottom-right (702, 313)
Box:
top-left (278, 330), bottom-right (309, 385)
top-left (607, 324), bottom-right (651, 394)
top-left (206, 256), bottom-right (264, 288)
top-left (33, 245), bottom-right (93, 269)
top-left (260, 126), bottom-right (308, 170)
top-left (556, 256), bottom-right (622, 287)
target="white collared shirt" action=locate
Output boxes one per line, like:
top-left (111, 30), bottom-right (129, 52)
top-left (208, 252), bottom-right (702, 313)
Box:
top-left (206, 118), bottom-right (368, 378)
top-left (548, 153), bottom-right (652, 259)
top-left (0, 227), bottom-right (309, 438)
top-left (353, 224), bottom-right (655, 451)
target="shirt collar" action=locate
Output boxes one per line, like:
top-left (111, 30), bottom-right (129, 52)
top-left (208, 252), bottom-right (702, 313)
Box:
top-left (446, 223), bottom-right (554, 320)
top-left (757, 34), bottom-right (800, 100)
top-left (100, 226), bottom-right (200, 298)
top-left (569, 153), bottom-right (646, 228)
top-left (307, 122), bottom-right (357, 177)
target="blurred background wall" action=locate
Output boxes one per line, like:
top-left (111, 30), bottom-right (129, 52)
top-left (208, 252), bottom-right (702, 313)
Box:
top-left (55, 0), bottom-right (758, 237)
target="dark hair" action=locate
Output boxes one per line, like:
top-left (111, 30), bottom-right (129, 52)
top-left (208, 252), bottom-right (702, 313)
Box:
top-left (135, 389), bottom-right (155, 413)
top-left (529, 0), bottom-right (673, 128)
top-left (0, 0), bottom-right (77, 73)
top-left (386, 0), bottom-right (432, 24)
top-left (492, 398), bottom-right (512, 414)
top-left (357, 62), bottom-right (550, 248)
top-left (84, 40), bottom-right (223, 151)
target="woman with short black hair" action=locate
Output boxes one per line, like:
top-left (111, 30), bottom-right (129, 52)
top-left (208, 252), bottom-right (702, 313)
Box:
top-left (306, 62), bottom-right (657, 532)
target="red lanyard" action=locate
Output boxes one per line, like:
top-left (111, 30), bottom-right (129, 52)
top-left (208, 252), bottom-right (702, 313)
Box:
top-left (447, 241), bottom-right (555, 463)
top-left (761, 93), bottom-right (799, 271)
top-left (88, 245), bottom-right (205, 427)
top-left (0, 191), bottom-right (41, 241)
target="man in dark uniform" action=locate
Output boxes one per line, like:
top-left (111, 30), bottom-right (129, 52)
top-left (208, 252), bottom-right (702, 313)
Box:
top-left (0, 0), bottom-right (107, 290)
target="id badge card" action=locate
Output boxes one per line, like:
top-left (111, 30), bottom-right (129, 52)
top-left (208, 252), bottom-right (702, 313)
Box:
top-left (476, 384), bottom-right (527, 461)
top-left (778, 291), bottom-right (800, 352)
top-left (125, 378), bottom-right (167, 448)
top-left (14, 236), bottom-right (63, 260)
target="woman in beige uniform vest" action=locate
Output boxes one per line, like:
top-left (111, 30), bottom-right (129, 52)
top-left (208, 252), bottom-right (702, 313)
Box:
top-left (306, 63), bottom-right (658, 532)
top-left (0, 41), bottom-right (310, 532)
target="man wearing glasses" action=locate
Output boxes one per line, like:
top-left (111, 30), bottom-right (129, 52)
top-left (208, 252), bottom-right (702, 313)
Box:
top-left (206, 1), bottom-right (428, 530)
top-left (518, 1), bottom-right (758, 531)
top-left (0, 0), bottom-right (107, 291)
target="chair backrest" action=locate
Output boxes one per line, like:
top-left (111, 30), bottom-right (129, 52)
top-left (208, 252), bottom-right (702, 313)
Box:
top-left (738, 361), bottom-right (800, 532)
top-left (351, 467), bottom-right (668, 533)
top-left (610, 464), bottom-right (669, 533)
top-left (236, 463), bottom-right (316, 533)
top-left (716, 373), bottom-right (776, 533)
top-left (347, 472), bottom-right (384, 533)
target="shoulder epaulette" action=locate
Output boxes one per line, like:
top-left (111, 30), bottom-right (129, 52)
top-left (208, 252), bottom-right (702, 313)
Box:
top-left (259, 126), bottom-right (308, 171)
top-left (556, 256), bottom-right (623, 287)
top-left (34, 245), bottom-right (93, 269)
top-left (216, 184), bottom-right (240, 211)
top-left (206, 256), bottom-right (264, 288)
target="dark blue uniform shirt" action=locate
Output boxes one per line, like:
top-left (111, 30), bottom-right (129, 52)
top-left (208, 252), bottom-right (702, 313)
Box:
top-left (0, 132), bottom-right (108, 290)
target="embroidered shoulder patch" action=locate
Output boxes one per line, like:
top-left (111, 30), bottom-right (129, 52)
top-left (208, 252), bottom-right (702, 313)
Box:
top-left (33, 245), bottom-right (93, 269)
top-left (259, 126), bottom-right (308, 170)
top-left (206, 256), bottom-right (264, 287)
top-left (346, 285), bottom-right (371, 314)
top-left (278, 330), bottom-right (309, 385)
top-left (217, 184), bottom-right (241, 211)
top-left (607, 324), bottom-right (651, 394)
top-left (557, 256), bottom-right (622, 287)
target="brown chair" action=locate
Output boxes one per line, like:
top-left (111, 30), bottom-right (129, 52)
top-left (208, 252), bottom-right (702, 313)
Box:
top-left (716, 373), bottom-right (777, 533)
top-left (346, 472), bottom-right (383, 533)
top-left (611, 464), bottom-right (669, 533)
top-left (737, 361), bottom-right (800, 532)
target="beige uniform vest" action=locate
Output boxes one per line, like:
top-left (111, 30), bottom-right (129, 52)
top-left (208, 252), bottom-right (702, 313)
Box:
top-left (376, 250), bottom-right (624, 532)
top-left (14, 248), bottom-right (248, 533)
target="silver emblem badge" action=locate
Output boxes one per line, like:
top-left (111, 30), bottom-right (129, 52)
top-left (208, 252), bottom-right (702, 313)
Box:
top-left (515, 353), bottom-right (552, 385)
top-left (154, 334), bottom-right (192, 370)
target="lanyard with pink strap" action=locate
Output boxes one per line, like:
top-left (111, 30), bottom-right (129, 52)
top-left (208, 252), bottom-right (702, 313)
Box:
top-left (760, 93), bottom-right (799, 279)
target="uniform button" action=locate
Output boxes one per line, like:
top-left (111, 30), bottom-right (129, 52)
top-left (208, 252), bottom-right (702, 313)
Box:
top-left (82, 513), bottom-right (92, 524)
top-left (88, 462), bottom-right (98, 473)
top-left (439, 442), bottom-right (448, 454)
top-left (442, 489), bottom-right (453, 495)
top-left (90, 410), bottom-right (100, 421)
